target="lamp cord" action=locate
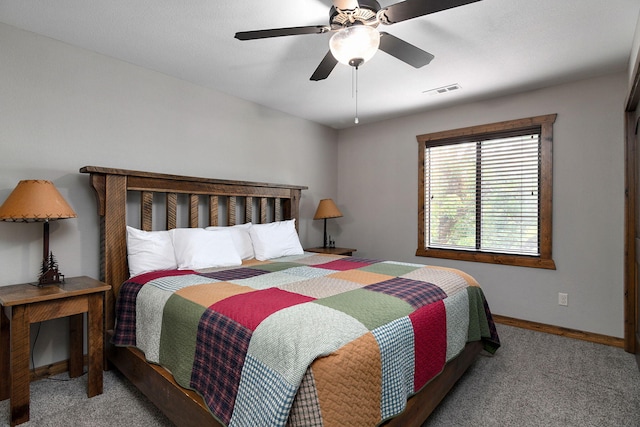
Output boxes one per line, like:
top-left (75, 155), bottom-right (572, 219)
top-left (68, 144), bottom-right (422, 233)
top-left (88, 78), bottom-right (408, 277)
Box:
top-left (31, 321), bottom-right (87, 381)
top-left (31, 322), bottom-right (41, 374)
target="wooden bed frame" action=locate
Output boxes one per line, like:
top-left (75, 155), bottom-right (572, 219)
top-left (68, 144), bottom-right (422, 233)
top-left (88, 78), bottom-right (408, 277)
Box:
top-left (80, 165), bottom-right (482, 427)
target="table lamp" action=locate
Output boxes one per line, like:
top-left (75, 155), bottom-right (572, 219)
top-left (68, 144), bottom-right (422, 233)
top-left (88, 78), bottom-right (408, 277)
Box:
top-left (0, 180), bottom-right (77, 286)
top-left (313, 198), bottom-right (343, 248)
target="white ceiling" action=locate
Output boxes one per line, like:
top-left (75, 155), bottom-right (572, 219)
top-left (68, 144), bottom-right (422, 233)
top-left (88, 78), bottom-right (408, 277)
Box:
top-left (1, 0), bottom-right (639, 129)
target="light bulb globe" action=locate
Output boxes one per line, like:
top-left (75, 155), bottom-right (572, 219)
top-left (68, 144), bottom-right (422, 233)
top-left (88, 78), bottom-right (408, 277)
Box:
top-left (329, 25), bottom-right (380, 67)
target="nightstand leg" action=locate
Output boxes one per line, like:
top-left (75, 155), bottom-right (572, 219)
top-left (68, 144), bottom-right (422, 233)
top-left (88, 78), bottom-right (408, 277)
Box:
top-left (68, 314), bottom-right (83, 378)
top-left (0, 307), bottom-right (9, 401)
top-left (87, 294), bottom-right (103, 398)
top-left (10, 304), bottom-right (30, 426)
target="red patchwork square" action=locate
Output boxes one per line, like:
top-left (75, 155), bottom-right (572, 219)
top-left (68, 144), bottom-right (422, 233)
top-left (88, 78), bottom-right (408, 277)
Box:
top-left (410, 300), bottom-right (447, 391)
top-left (210, 288), bottom-right (315, 331)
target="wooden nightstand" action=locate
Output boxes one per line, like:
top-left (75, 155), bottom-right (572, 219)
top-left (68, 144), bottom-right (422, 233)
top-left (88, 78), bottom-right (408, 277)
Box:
top-left (306, 247), bottom-right (357, 256)
top-left (0, 276), bottom-right (110, 426)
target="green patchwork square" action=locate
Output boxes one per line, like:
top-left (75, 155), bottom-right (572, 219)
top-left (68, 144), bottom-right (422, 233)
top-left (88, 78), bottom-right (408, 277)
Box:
top-left (314, 288), bottom-right (413, 330)
top-left (248, 262), bottom-right (302, 272)
top-left (159, 295), bottom-right (206, 387)
top-left (358, 262), bottom-right (421, 277)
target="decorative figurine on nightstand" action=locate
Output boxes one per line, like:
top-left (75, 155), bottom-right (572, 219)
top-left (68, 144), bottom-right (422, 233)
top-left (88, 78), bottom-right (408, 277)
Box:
top-left (39, 252), bottom-right (65, 285)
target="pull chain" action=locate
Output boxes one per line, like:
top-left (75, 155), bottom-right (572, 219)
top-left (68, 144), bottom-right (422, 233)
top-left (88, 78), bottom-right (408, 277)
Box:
top-left (352, 66), bottom-right (359, 124)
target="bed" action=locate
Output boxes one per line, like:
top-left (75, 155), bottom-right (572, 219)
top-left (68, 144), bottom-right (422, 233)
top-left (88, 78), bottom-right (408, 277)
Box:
top-left (80, 165), bottom-right (499, 427)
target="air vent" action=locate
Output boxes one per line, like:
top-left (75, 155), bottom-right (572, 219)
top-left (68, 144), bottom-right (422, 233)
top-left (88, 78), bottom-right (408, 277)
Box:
top-left (423, 84), bottom-right (461, 96)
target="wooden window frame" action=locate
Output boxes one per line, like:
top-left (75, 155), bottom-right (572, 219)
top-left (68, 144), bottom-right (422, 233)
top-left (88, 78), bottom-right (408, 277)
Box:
top-left (416, 114), bottom-right (557, 269)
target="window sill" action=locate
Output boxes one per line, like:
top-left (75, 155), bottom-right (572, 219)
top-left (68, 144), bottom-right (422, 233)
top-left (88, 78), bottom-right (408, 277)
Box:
top-left (415, 248), bottom-right (556, 270)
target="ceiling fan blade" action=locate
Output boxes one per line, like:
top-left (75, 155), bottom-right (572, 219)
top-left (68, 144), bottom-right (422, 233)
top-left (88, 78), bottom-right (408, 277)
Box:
top-left (333, 0), bottom-right (360, 11)
top-left (235, 25), bottom-right (329, 41)
top-left (378, 32), bottom-right (434, 68)
top-left (382, 0), bottom-right (481, 24)
top-left (310, 51), bottom-right (338, 81)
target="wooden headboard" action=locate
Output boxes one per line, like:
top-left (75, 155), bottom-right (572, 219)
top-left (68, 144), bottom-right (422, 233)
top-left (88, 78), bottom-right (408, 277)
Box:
top-left (80, 166), bottom-right (307, 329)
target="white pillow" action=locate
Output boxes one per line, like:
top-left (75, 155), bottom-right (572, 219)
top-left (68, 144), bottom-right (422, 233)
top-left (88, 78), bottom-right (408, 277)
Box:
top-left (171, 228), bottom-right (242, 270)
top-left (249, 219), bottom-right (304, 261)
top-left (205, 223), bottom-right (255, 260)
top-left (126, 226), bottom-right (177, 277)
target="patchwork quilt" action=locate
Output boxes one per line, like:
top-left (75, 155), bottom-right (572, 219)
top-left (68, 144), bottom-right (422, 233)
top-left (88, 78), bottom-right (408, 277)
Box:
top-left (113, 253), bottom-right (500, 427)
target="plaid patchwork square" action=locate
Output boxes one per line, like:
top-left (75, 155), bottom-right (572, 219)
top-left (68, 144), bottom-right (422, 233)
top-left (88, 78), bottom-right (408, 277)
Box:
top-left (287, 367), bottom-right (323, 426)
top-left (347, 257), bottom-right (381, 264)
top-left (401, 266), bottom-right (469, 296)
top-left (199, 267), bottom-right (270, 281)
top-left (191, 309), bottom-right (252, 425)
top-left (112, 281), bottom-right (143, 346)
top-left (314, 257), bottom-right (379, 271)
top-left (366, 277), bottom-right (447, 309)
top-left (373, 317), bottom-right (415, 419)
top-left (230, 354), bottom-right (297, 427)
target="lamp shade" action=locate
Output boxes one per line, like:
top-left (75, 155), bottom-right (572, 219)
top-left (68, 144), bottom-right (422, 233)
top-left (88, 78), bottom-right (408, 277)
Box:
top-left (329, 25), bottom-right (380, 67)
top-left (0, 180), bottom-right (77, 222)
top-left (314, 199), bottom-right (343, 220)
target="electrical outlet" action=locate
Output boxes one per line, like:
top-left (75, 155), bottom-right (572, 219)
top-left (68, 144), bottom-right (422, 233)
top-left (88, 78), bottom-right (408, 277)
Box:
top-left (558, 292), bottom-right (568, 306)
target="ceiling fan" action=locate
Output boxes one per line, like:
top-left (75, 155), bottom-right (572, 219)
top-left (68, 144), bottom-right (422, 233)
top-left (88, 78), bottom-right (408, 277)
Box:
top-left (235, 0), bottom-right (481, 81)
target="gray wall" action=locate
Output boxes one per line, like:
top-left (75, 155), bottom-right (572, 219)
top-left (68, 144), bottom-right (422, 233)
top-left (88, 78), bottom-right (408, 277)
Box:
top-left (336, 72), bottom-right (626, 338)
top-left (0, 23), bottom-right (338, 366)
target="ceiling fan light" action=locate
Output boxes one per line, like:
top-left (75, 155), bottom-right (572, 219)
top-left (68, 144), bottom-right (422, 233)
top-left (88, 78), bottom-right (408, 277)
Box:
top-left (329, 25), bottom-right (380, 67)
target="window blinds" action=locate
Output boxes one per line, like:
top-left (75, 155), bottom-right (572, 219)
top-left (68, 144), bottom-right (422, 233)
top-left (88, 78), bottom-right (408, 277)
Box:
top-left (425, 133), bottom-right (541, 256)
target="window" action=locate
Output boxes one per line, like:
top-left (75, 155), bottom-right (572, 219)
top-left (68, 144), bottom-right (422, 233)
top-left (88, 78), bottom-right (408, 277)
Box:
top-left (416, 114), bottom-right (556, 269)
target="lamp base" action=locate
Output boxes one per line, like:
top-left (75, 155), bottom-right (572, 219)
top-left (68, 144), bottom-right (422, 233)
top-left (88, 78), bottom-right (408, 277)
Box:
top-left (323, 218), bottom-right (328, 248)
